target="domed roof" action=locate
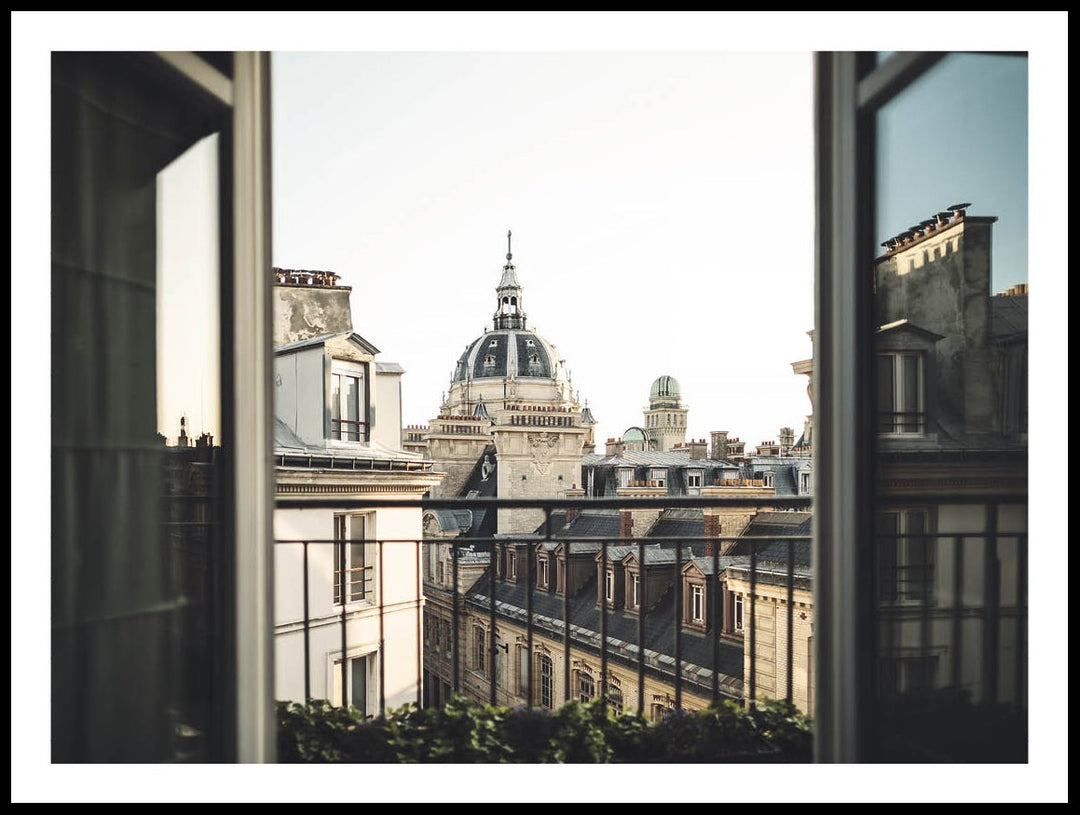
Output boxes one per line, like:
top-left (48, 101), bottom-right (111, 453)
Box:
top-left (650, 375), bottom-right (681, 399)
top-left (452, 328), bottom-right (560, 384)
top-left (622, 426), bottom-right (649, 443)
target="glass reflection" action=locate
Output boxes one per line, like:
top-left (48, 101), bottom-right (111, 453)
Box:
top-left (871, 52), bottom-right (1028, 762)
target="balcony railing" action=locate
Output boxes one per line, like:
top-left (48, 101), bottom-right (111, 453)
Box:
top-left (274, 493), bottom-right (1027, 761)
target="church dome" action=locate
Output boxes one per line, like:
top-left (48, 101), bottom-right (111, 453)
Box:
top-left (452, 328), bottom-right (561, 384)
top-left (650, 375), bottom-right (681, 400)
top-left (622, 426), bottom-right (648, 443)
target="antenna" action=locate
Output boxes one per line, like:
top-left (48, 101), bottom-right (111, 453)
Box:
top-left (506, 229), bottom-right (512, 262)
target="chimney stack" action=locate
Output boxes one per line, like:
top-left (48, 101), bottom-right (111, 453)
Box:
top-left (779, 427), bottom-right (795, 455)
top-left (710, 431), bottom-right (728, 460)
top-left (703, 514), bottom-right (720, 557)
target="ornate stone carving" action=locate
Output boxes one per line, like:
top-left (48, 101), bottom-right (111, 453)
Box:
top-left (527, 431), bottom-right (559, 474)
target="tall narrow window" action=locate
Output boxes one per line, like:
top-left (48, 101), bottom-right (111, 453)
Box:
top-left (330, 361), bottom-right (366, 441)
top-left (692, 584), bottom-right (705, 624)
top-left (631, 573), bottom-right (640, 610)
top-left (577, 671), bottom-right (595, 703)
top-left (334, 514), bottom-right (370, 604)
top-left (473, 627), bottom-right (486, 675)
top-left (333, 654), bottom-right (370, 716)
top-left (734, 594), bottom-right (744, 632)
top-left (517, 646), bottom-right (529, 697)
top-left (606, 683), bottom-right (624, 715)
top-left (877, 352), bottom-right (924, 434)
top-left (877, 509), bottom-right (933, 604)
top-left (538, 654), bottom-right (554, 710)
top-left (604, 568), bottom-right (615, 604)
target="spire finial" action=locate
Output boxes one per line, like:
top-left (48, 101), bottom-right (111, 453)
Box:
top-left (506, 229), bottom-right (512, 262)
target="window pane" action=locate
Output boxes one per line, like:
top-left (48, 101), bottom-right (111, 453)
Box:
top-left (331, 373), bottom-right (341, 431)
top-left (343, 375), bottom-right (360, 440)
top-left (51, 52), bottom-right (229, 763)
top-left (877, 354), bottom-right (895, 433)
top-left (901, 355), bottom-right (920, 431)
top-left (871, 52), bottom-right (1028, 761)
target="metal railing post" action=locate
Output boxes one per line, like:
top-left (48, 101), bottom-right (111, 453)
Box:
top-left (303, 541), bottom-right (310, 703)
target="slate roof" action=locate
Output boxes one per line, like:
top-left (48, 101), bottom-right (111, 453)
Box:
top-left (428, 508), bottom-right (474, 534)
top-left (991, 294), bottom-right (1028, 340)
top-left (448, 446), bottom-right (499, 540)
top-left (725, 511), bottom-right (813, 568)
top-left (466, 565), bottom-right (744, 699)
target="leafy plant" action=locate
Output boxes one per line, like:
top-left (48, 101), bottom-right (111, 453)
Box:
top-left (275, 694), bottom-right (814, 763)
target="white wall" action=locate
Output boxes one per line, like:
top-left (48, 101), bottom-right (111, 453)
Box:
top-left (274, 346), bottom-right (325, 444)
top-left (374, 370), bottom-right (403, 451)
top-left (273, 504), bottom-right (424, 709)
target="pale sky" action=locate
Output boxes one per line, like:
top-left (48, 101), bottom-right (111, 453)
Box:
top-left (272, 50), bottom-right (817, 451)
top-left (12, 10), bottom-right (1068, 805)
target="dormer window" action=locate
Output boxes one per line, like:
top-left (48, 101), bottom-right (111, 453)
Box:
top-left (484, 354), bottom-right (496, 367)
top-left (682, 568), bottom-right (708, 631)
top-left (628, 571), bottom-right (640, 611)
top-left (525, 338), bottom-right (535, 347)
top-left (878, 352), bottom-right (925, 434)
top-left (762, 471), bottom-right (775, 488)
top-left (605, 569), bottom-right (614, 604)
top-left (330, 360), bottom-right (367, 442)
top-left (687, 470), bottom-right (703, 489)
top-left (507, 549), bottom-right (517, 581)
top-left (489, 339), bottom-right (498, 347)
top-left (537, 552), bottom-right (550, 590)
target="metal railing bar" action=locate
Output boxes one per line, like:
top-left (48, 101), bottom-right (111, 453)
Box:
top-left (378, 538), bottom-right (386, 718)
top-left (563, 536), bottom-right (571, 705)
top-left (339, 534), bottom-right (348, 709)
top-left (489, 536), bottom-right (497, 706)
top-left (982, 502), bottom-right (1000, 705)
top-left (951, 534), bottom-right (963, 690)
top-left (303, 540), bottom-right (311, 703)
top-left (787, 539), bottom-right (795, 704)
top-left (675, 540), bottom-right (684, 710)
top-left (1015, 533), bottom-right (1027, 706)
top-left (416, 539), bottom-right (423, 709)
top-left (749, 540), bottom-right (757, 710)
top-left (452, 537), bottom-right (460, 694)
top-left (712, 543), bottom-right (720, 703)
top-left (637, 535), bottom-right (645, 717)
top-left (600, 540), bottom-right (609, 711)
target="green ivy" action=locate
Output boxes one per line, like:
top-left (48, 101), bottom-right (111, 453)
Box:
top-left (276, 695), bottom-right (814, 763)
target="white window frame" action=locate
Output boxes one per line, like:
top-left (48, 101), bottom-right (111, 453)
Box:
top-left (537, 553), bottom-right (549, 589)
top-left (630, 572), bottom-right (640, 610)
top-left (333, 512), bottom-right (374, 605)
top-left (687, 470), bottom-right (703, 488)
top-left (604, 568), bottom-right (615, 604)
top-left (734, 594), bottom-right (744, 633)
top-left (331, 651), bottom-right (376, 717)
top-left (691, 584), bottom-right (705, 623)
top-left (877, 351), bottom-right (926, 435)
top-left (330, 359), bottom-right (367, 442)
